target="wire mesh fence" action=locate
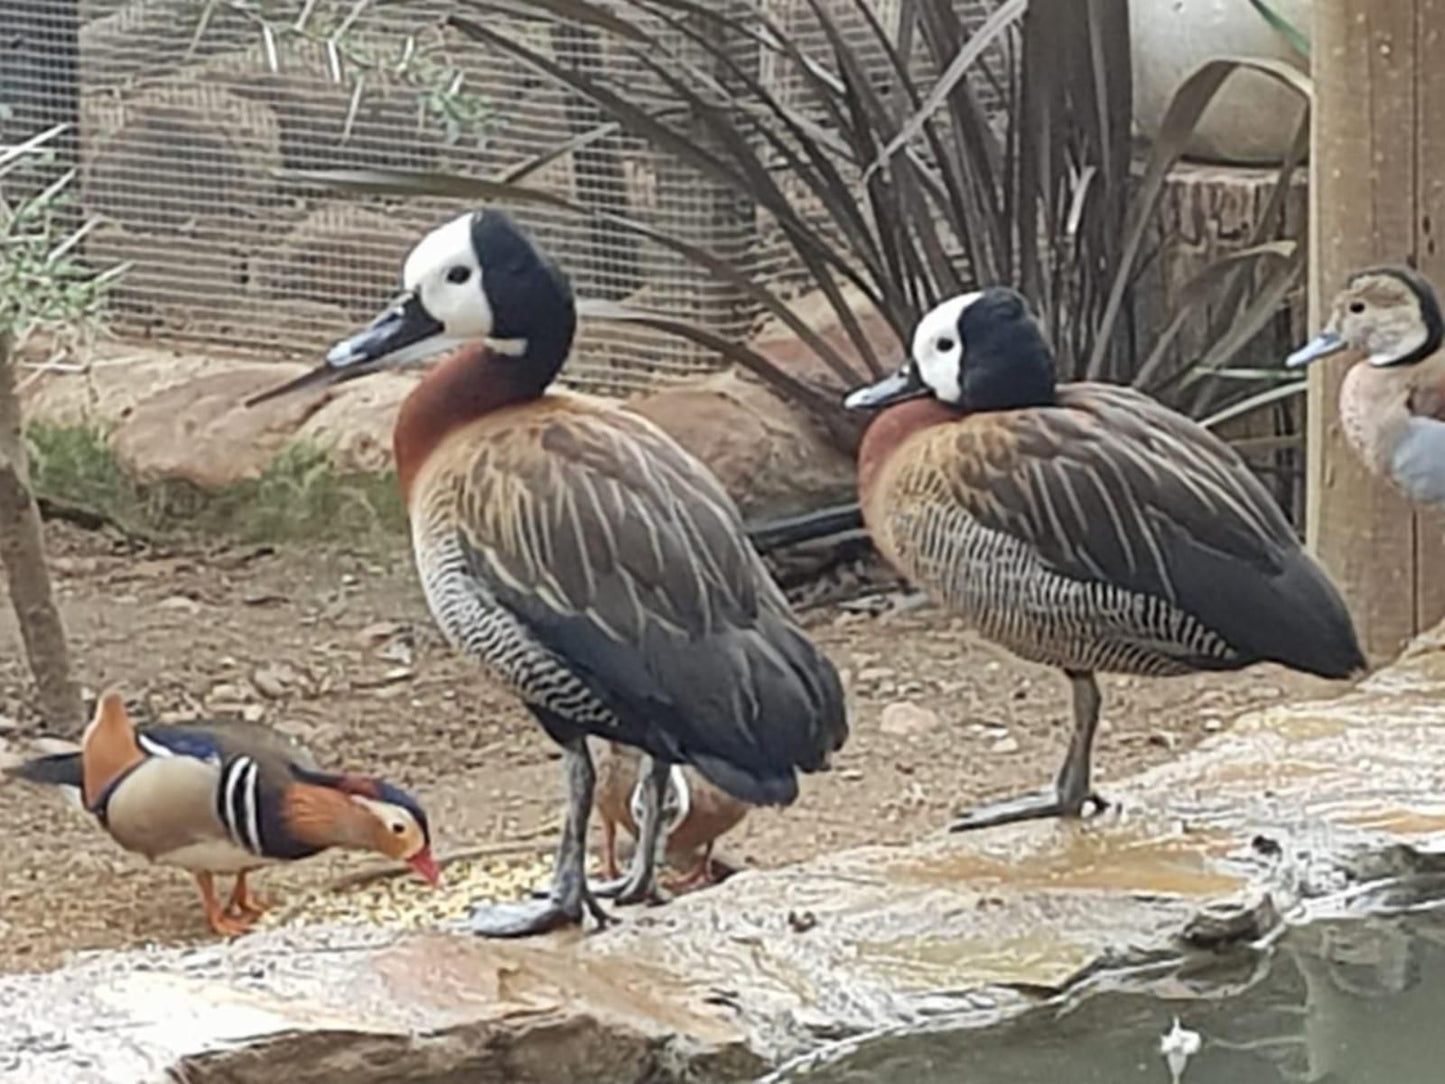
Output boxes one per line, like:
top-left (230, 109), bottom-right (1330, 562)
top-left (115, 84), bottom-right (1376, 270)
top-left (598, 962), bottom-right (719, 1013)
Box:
top-left (2, 0), bottom-right (999, 396)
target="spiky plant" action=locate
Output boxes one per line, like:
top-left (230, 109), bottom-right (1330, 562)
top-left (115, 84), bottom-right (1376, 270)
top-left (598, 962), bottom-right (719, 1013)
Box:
top-left (282, 0), bottom-right (1311, 460)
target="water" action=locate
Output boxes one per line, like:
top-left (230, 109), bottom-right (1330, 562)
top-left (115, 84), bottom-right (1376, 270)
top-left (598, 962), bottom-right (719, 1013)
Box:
top-left (769, 909), bottom-right (1445, 1083)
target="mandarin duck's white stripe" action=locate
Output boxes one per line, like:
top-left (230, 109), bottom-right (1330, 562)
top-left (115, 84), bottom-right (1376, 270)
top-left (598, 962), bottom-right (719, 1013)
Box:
top-left (218, 756), bottom-right (264, 855)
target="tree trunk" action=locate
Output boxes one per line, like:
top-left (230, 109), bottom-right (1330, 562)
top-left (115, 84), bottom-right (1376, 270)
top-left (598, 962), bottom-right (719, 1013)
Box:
top-left (0, 331), bottom-right (83, 733)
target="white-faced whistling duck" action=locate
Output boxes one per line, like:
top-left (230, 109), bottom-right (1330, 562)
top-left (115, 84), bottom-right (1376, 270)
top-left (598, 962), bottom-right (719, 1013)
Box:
top-left (1288, 266), bottom-right (1445, 508)
top-left (594, 740), bottom-right (748, 893)
top-left (247, 209), bottom-right (847, 936)
top-left (843, 288), bottom-right (1366, 831)
top-left (6, 692), bottom-right (437, 936)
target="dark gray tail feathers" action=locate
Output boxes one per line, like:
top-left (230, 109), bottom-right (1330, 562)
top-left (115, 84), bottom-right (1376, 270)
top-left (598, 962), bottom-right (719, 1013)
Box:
top-left (5, 752), bottom-right (83, 788)
top-left (688, 753), bottom-right (799, 808)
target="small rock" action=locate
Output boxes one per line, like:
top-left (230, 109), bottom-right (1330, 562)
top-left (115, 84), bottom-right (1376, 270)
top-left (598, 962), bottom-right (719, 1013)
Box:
top-left (241, 704), bottom-right (266, 723)
top-left (377, 639), bottom-right (414, 667)
top-left (990, 735), bottom-right (1020, 755)
top-left (207, 682), bottom-right (252, 705)
top-left (837, 768), bottom-right (864, 781)
top-left (786, 909), bottom-right (818, 933)
top-left (357, 621), bottom-right (407, 647)
top-left (341, 573), bottom-right (359, 587)
top-left (1202, 717), bottom-right (1225, 732)
top-left (879, 701), bottom-right (940, 738)
top-left (1147, 731), bottom-right (1177, 751)
top-left (856, 666), bottom-right (895, 684)
top-left (250, 665), bottom-right (289, 700)
top-left (157, 594), bottom-right (200, 613)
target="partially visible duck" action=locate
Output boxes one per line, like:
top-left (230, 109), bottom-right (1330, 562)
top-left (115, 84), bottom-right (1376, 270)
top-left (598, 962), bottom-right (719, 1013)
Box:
top-left (843, 288), bottom-right (1366, 830)
top-left (5, 692), bottom-right (438, 936)
top-left (247, 208), bottom-right (847, 936)
top-left (593, 741), bottom-right (747, 892)
top-left (1287, 266), bottom-right (1445, 507)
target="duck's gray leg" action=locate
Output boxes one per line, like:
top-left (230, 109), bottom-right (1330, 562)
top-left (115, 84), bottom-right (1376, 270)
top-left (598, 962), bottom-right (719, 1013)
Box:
top-left (950, 670), bottom-right (1108, 832)
top-left (462, 737), bottom-right (611, 936)
top-left (592, 754), bottom-right (671, 905)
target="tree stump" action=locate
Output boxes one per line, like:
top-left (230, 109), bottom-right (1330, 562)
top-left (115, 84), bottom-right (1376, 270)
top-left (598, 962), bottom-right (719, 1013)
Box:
top-left (1130, 159), bottom-right (1309, 521)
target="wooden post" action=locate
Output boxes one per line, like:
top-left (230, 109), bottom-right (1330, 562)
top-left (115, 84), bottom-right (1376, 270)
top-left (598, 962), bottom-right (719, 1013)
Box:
top-left (1307, 0), bottom-right (1445, 663)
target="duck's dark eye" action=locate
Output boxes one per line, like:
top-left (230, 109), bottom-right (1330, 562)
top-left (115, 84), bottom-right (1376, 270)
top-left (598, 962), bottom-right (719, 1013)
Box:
top-left (391, 822), bottom-right (406, 834)
top-left (936, 337), bottom-right (956, 352)
top-left (446, 266), bottom-right (471, 285)
top-left (1349, 300), bottom-right (1366, 315)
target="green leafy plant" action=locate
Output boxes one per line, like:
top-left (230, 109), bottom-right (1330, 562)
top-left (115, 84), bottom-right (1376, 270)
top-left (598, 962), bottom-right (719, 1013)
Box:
top-left (25, 423), bottom-right (408, 545)
top-left (229, 0), bottom-right (499, 148)
top-left (290, 0), bottom-right (1311, 456)
top-left (0, 124), bottom-right (128, 343)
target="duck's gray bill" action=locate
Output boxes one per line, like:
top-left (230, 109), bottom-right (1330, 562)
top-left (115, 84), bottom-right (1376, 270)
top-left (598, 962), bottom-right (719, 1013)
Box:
top-left (1286, 331), bottom-right (1346, 369)
top-left (244, 293), bottom-right (444, 408)
top-left (324, 292), bottom-right (444, 370)
top-left (844, 365), bottom-right (926, 410)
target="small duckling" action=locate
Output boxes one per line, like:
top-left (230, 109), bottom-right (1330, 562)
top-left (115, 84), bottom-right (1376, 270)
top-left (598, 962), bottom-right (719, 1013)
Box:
top-left (6, 692), bottom-right (438, 936)
top-left (594, 741), bottom-right (747, 892)
top-left (1288, 266), bottom-right (1445, 507)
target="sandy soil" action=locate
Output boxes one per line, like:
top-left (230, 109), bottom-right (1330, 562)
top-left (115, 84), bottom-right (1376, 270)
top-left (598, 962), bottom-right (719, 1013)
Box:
top-left (0, 522), bottom-right (1349, 973)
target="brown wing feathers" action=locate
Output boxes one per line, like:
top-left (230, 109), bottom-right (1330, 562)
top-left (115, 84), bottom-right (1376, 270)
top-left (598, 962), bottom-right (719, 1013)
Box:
top-left (923, 384), bottom-right (1363, 679)
top-left (455, 403), bottom-right (846, 806)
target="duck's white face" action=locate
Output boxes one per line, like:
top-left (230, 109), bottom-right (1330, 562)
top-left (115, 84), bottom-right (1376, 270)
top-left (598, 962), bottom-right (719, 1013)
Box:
top-left (321, 213), bottom-right (495, 373)
top-left (910, 292), bottom-right (982, 403)
top-left (401, 212), bottom-right (494, 344)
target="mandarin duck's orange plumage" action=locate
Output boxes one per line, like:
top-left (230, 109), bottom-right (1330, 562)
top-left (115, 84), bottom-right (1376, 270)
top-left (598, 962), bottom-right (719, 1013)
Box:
top-left (248, 209), bottom-right (847, 937)
top-left (837, 288), bottom-right (1364, 830)
top-left (6, 692), bottom-right (438, 936)
top-left (593, 740), bottom-right (747, 893)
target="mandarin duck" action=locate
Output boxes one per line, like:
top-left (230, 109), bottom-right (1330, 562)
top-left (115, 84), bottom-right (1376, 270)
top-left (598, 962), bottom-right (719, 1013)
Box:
top-left (246, 208), bottom-right (847, 937)
top-left (594, 740), bottom-right (747, 893)
top-left (1287, 266), bottom-right (1445, 508)
top-left (834, 288), bottom-right (1364, 830)
top-left (5, 692), bottom-right (438, 936)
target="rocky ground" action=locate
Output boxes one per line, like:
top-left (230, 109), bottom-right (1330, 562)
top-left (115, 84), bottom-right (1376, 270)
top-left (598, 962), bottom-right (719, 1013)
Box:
top-left (0, 521), bottom-right (1348, 973)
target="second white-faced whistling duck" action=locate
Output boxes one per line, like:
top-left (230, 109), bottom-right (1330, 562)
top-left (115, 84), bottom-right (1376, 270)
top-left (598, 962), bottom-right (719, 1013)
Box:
top-left (1287, 266), bottom-right (1445, 508)
top-left (844, 288), bottom-right (1366, 831)
top-left (6, 692), bottom-right (438, 936)
top-left (248, 209), bottom-right (848, 936)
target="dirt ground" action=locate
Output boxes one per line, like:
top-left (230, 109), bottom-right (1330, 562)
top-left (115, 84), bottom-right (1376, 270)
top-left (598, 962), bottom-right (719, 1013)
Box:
top-left (0, 521), bottom-right (1350, 974)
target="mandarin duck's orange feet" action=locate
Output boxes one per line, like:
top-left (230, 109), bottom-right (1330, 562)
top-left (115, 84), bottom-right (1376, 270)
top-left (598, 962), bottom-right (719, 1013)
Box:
top-left (662, 846), bottom-right (718, 895)
top-left (196, 873), bottom-right (255, 938)
top-left (225, 871), bottom-right (272, 919)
